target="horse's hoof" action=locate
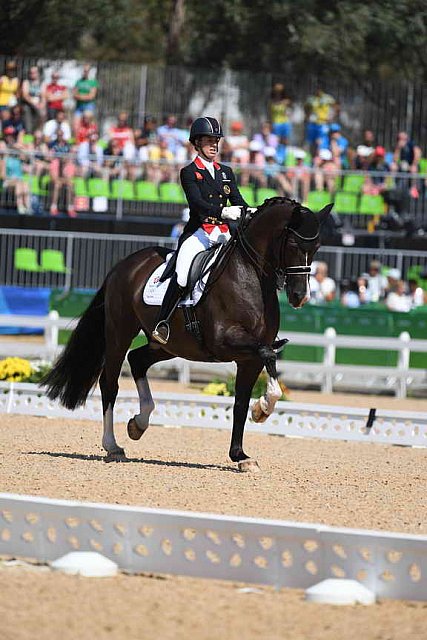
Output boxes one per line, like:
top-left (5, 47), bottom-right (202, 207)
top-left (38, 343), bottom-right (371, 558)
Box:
top-left (127, 417), bottom-right (147, 441)
top-left (238, 459), bottom-right (261, 473)
top-left (104, 448), bottom-right (127, 463)
top-left (251, 402), bottom-right (269, 424)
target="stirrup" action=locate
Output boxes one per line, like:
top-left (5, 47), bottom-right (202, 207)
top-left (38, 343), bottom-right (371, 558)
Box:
top-left (152, 321), bottom-right (170, 345)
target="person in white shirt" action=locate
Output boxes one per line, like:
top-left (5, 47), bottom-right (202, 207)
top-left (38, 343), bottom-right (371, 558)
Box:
top-left (386, 280), bottom-right (412, 312)
top-left (309, 261), bottom-right (336, 303)
top-left (43, 109), bottom-right (71, 143)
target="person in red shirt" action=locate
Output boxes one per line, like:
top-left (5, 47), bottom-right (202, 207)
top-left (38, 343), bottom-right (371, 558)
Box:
top-left (43, 71), bottom-right (68, 121)
top-left (108, 111), bottom-right (135, 150)
top-left (75, 110), bottom-right (98, 144)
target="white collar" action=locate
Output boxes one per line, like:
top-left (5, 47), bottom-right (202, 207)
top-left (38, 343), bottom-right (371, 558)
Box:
top-left (196, 155), bottom-right (215, 177)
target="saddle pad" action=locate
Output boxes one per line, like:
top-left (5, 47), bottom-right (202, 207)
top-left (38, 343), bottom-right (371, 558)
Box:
top-left (143, 248), bottom-right (220, 307)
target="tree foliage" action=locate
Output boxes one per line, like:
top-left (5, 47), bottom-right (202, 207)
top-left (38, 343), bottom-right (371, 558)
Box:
top-left (1, 0), bottom-right (426, 80)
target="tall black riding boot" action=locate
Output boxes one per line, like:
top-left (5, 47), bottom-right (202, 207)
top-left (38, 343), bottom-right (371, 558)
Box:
top-left (152, 274), bottom-right (185, 344)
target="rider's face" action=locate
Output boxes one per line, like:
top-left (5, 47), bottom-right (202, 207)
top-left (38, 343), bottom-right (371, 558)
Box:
top-left (198, 136), bottom-right (219, 160)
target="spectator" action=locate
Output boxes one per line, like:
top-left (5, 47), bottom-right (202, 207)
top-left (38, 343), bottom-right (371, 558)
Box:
top-left (269, 83), bottom-right (292, 144)
top-left (43, 109), bottom-right (72, 144)
top-left (157, 114), bottom-right (186, 161)
top-left (304, 87), bottom-right (338, 154)
top-left (148, 138), bottom-right (177, 184)
top-left (263, 146), bottom-right (292, 195)
top-left (142, 115), bottom-right (158, 142)
top-left (77, 131), bottom-right (104, 178)
top-left (252, 121), bottom-right (279, 152)
top-left (48, 128), bottom-right (76, 217)
top-left (226, 121), bottom-right (250, 164)
top-left (21, 66), bottom-right (45, 133)
top-left (25, 129), bottom-right (49, 215)
top-left (127, 133), bottom-right (159, 182)
top-left (103, 138), bottom-right (124, 180)
top-left (2, 105), bottom-right (26, 144)
top-left (170, 207), bottom-right (190, 241)
top-left (0, 61), bottom-right (20, 111)
top-left (286, 149), bottom-right (311, 203)
top-left (313, 148), bottom-right (338, 194)
top-left (329, 124), bottom-right (349, 169)
top-left (75, 110), bottom-right (97, 144)
top-left (354, 144), bottom-right (372, 171)
top-left (43, 71), bottom-right (68, 120)
top-left (73, 64), bottom-right (98, 129)
top-left (408, 279), bottom-right (425, 308)
top-left (245, 140), bottom-right (267, 188)
top-left (309, 261), bottom-right (336, 303)
top-left (386, 279), bottom-right (412, 312)
top-left (391, 131), bottom-right (421, 203)
top-left (385, 267), bottom-right (401, 296)
top-left (0, 128), bottom-right (31, 214)
top-left (365, 260), bottom-right (388, 302)
top-left (108, 111), bottom-right (135, 152)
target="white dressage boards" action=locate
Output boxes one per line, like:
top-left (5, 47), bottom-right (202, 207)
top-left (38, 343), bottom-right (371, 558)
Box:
top-left (0, 383), bottom-right (426, 448)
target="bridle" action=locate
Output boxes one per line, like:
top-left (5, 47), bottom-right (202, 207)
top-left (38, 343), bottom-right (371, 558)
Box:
top-left (236, 208), bottom-right (319, 287)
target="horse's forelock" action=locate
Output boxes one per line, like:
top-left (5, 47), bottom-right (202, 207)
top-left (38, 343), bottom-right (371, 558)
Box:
top-left (289, 205), bottom-right (319, 239)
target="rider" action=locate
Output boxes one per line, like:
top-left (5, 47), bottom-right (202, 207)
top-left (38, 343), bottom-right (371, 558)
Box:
top-left (152, 116), bottom-right (248, 344)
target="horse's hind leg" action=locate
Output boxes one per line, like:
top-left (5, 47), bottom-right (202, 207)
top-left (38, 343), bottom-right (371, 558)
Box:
top-left (230, 359), bottom-right (264, 472)
top-left (127, 344), bottom-right (174, 441)
top-left (101, 318), bottom-right (139, 462)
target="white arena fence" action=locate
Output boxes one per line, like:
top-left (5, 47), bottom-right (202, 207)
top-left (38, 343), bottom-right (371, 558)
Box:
top-left (1, 227), bottom-right (427, 290)
top-left (0, 493), bottom-right (426, 601)
top-left (0, 313), bottom-right (426, 397)
top-left (1, 383), bottom-right (426, 448)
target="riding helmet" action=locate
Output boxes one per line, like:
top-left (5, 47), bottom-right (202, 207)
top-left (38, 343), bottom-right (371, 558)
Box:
top-left (189, 117), bottom-right (224, 143)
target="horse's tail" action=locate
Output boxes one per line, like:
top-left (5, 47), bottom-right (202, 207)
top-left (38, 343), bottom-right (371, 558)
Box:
top-left (41, 285), bottom-right (106, 410)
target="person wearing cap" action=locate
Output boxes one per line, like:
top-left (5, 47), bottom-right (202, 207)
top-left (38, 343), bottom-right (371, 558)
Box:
top-left (314, 148), bottom-right (338, 194)
top-left (364, 260), bottom-right (387, 302)
top-left (329, 124), bottom-right (349, 169)
top-left (0, 61), bottom-right (20, 111)
top-left (43, 71), bottom-right (68, 120)
top-left (152, 116), bottom-right (249, 344)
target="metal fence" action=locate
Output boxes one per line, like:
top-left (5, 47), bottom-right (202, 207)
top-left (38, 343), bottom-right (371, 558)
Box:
top-left (1, 228), bottom-right (426, 291)
top-left (1, 54), bottom-right (426, 150)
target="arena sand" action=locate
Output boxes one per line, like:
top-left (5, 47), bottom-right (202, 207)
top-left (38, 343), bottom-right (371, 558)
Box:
top-left (1, 381), bottom-right (426, 639)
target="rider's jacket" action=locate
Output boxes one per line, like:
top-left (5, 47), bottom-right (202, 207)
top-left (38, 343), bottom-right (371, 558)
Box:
top-left (179, 156), bottom-right (247, 241)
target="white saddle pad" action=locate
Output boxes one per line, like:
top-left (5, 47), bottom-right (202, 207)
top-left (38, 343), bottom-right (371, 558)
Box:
top-left (143, 249), bottom-right (221, 307)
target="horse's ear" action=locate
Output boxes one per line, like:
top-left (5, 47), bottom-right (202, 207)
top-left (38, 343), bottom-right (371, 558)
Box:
top-left (318, 203), bottom-right (334, 224)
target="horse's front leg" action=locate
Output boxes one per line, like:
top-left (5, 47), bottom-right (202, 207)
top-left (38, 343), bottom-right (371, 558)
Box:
top-left (251, 345), bottom-right (282, 423)
top-left (230, 359), bottom-right (264, 473)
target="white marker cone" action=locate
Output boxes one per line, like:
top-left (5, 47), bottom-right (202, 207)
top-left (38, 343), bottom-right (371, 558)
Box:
top-left (305, 579), bottom-right (375, 605)
top-left (51, 552), bottom-right (118, 577)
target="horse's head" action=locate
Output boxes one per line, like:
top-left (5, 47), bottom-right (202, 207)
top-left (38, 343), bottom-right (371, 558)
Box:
top-left (279, 201), bottom-right (333, 309)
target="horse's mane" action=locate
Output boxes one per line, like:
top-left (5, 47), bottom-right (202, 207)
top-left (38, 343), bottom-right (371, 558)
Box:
top-left (255, 197), bottom-right (319, 239)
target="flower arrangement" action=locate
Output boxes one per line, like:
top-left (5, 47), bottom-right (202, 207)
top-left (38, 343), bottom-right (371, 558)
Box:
top-left (0, 357), bottom-right (51, 383)
top-left (202, 372), bottom-right (289, 400)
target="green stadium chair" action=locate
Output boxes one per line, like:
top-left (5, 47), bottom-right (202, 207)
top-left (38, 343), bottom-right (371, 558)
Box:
top-left (285, 151), bottom-right (296, 167)
top-left (22, 134), bottom-right (34, 145)
top-left (73, 177), bottom-right (89, 197)
top-left (358, 194), bottom-right (385, 215)
top-left (342, 174), bottom-right (365, 193)
top-left (159, 182), bottom-right (187, 204)
top-left (419, 158), bottom-right (427, 174)
top-left (256, 187), bottom-right (278, 205)
top-left (111, 179), bottom-right (135, 200)
top-left (40, 249), bottom-right (70, 274)
top-left (333, 191), bottom-right (358, 214)
top-left (14, 248), bottom-right (42, 272)
top-left (88, 178), bottom-right (110, 198)
top-left (135, 181), bottom-right (160, 202)
top-left (306, 190), bottom-right (331, 211)
top-left (238, 185), bottom-right (256, 207)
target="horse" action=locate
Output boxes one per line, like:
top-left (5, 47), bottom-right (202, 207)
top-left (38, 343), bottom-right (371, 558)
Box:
top-left (42, 198), bottom-right (332, 472)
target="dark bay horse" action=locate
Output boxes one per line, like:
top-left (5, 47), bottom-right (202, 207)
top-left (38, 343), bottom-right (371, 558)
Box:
top-left (42, 198), bottom-right (332, 471)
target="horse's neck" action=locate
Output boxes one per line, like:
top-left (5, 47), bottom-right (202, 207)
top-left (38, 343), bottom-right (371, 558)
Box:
top-left (246, 206), bottom-right (292, 256)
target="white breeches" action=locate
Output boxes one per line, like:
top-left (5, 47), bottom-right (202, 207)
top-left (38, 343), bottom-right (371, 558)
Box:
top-left (176, 226), bottom-right (231, 287)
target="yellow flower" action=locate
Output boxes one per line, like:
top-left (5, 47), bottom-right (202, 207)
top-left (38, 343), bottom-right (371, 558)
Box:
top-left (0, 357), bottom-right (34, 382)
top-left (202, 382), bottom-right (230, 396)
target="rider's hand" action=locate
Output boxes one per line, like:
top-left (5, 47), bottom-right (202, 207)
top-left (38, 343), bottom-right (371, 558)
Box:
top-left (246, 207), bottom-right (257, 215)
top-left (222, 206), bottom-right (242, 220)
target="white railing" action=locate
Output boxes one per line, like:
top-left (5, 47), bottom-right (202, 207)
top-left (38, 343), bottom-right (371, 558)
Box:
top-left (0, 313), bottom-right (426, 397)
top-left (1, 492), bottom-right (426, 601)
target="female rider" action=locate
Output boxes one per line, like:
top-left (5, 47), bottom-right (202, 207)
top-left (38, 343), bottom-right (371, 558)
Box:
top-left (152, 116), bottom-right (248, 344)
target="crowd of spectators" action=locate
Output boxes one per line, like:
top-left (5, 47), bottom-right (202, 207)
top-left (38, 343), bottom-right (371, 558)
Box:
top-left (309, 259), bottom-right (426, 311)
top-left (0, 62), bottom-right (425, 220)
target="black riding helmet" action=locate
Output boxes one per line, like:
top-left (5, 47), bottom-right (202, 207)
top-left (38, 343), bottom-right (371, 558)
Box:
top-left (189, 117), bottom-right (224, 144)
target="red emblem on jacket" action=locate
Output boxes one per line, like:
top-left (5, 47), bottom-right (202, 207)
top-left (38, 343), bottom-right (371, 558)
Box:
top-left (195, 171), bottom-right (203, 180)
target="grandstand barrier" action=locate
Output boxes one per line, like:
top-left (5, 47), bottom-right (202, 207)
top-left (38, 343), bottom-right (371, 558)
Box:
top-left (1, 492), bottom-right (425, 601)
top-left (0, 313), bottom-right (426, 397)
